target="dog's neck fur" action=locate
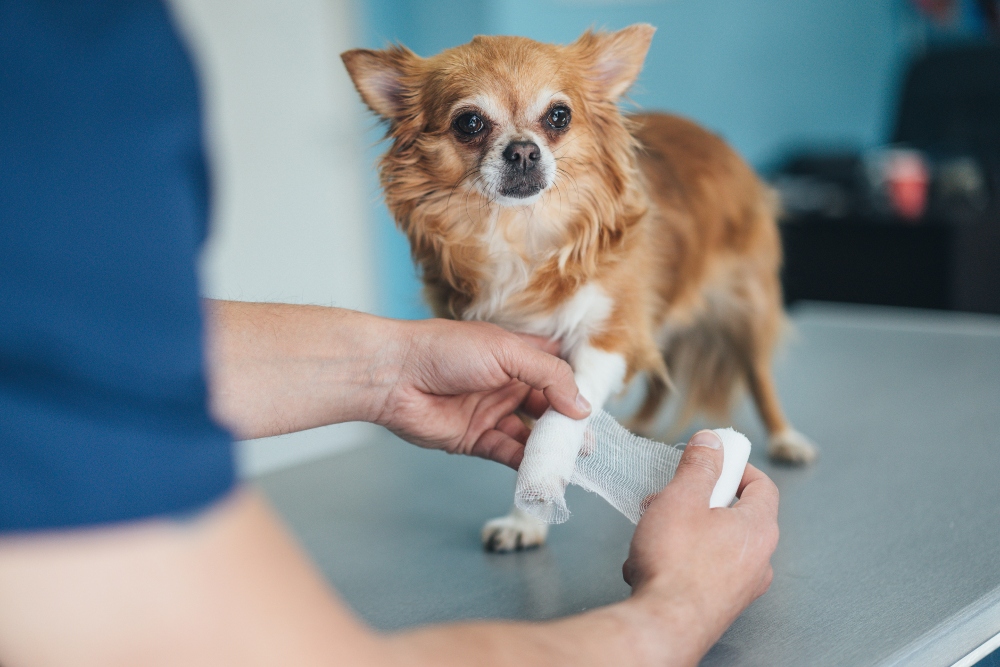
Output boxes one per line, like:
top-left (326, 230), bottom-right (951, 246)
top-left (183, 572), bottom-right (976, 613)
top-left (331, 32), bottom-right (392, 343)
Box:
top-left (390, 144), bottom-right (646, 325)
top-left (405, 171), bottom-right (648, 356)
top-left (463, 201), bottom-right (572, 323)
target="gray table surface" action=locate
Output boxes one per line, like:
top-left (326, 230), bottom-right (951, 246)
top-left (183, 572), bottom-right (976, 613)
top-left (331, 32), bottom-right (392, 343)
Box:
top-left (257, 303), bottom-right (1000, 666)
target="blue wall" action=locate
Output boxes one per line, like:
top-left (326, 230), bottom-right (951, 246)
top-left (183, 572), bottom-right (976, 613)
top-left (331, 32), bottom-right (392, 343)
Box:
top-left (357, 0), bottom-right (921, 319)
top-left (492, 0), bottom-right (908, 167)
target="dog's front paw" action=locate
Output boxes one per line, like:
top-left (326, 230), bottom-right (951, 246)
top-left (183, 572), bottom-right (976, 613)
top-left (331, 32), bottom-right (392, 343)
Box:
top-left (768, 428), bottom-right (818, 465)
top-left (481, 508), bottom-right (549, 552)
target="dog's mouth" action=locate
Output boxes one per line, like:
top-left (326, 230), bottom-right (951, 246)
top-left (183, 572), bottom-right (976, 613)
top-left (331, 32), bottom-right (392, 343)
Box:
top-left (483, 139), bottom-right (552, 205)
top-left (498, 175), bottom-right (545, 199)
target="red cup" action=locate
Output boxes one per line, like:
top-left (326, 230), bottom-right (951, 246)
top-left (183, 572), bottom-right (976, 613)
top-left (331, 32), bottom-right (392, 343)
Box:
top-left (887, 151), bottom-right (929, 221)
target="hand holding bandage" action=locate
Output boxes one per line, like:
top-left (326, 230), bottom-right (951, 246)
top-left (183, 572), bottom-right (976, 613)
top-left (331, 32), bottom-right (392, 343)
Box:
top-left (515, 410), bottom-right (752, 524)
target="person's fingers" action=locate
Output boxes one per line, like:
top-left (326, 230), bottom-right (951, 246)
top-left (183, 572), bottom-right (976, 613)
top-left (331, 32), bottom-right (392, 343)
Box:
top-left (639, 493), bottom-right (657, 515)
top-left (469, 429), bottom-right (525, 469)
top-left (622, 558), bottom-right (634, 586)
top-left (494, 335), bottom-right (589, 420)
top-left (521, 388), bottom-right (549, 419)
top-left (733, 466), bottom-right (780, 558)
top-left (754, 566), bottom-right (774, 599)
top-left (665, 430), bottom-right (725, 505)
top-left (736, 463), bottom-right (767, 496)
top-left (495, 412), bottom-right (531, 444)
top-left (733, 467), bottom-right (780, 521)
top-left (514, 332), bottom-right (561, 356)
top-left (466, 381), bottom-right (531, 441)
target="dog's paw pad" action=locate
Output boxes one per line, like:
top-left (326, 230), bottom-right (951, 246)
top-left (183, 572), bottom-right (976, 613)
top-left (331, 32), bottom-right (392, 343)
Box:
top-left (768, 428), bottom-right (818, 465)
top-left (481, 514), bottom-right (548, 553)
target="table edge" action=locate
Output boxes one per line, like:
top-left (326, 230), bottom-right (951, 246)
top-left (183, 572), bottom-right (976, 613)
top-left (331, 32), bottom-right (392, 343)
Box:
top-left (877, 586), bottom-right (1000, 667)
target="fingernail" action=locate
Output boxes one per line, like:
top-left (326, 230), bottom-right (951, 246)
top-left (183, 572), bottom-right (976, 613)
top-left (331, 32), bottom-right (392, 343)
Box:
top-left (689, 430), bottom-right (722, 449)
top-left (575, 393), bottom-right (592, 413)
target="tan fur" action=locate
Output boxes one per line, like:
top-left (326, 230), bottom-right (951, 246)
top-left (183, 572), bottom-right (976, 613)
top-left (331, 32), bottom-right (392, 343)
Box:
top-left (343, 26), bottom-right (812, 462)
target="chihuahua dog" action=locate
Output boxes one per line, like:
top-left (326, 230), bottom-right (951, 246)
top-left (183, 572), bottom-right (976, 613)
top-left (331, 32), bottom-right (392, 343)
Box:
top-left (343, 24), bottom-right (815, 552)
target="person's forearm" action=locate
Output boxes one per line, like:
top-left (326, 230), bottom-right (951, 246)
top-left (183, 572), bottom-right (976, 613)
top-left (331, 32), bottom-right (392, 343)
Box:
top-left (0, 489), bottom-right (715, 667)
top-left (204, 300), bottom-right (405, 440)
top-left (383, 592), bottom-right (708, 667)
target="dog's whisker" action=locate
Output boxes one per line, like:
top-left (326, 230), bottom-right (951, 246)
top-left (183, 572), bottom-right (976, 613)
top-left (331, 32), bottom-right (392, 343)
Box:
top-left (447, 168), bottom-right (482, 218)
top-left (554, 167), bottom-right (582, 203)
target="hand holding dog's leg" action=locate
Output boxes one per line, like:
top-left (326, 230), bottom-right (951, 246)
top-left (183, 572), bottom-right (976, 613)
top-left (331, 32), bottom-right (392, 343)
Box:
top-left (206, 303), bottom-right (588, 462)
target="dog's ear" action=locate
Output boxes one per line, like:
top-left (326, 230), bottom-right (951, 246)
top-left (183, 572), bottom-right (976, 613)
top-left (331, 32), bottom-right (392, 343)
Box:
top-left (341, 46), bottom-right (420, 120)
top-left (572, 24), bottom-right (656, 100)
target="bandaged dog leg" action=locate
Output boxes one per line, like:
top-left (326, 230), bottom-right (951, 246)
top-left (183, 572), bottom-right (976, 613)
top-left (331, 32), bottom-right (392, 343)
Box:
top-left (570, 411), bottom-right (752, 523)
top-left (568, 410), bottom-right (682, 524)
top-left (514, 345), bottom-right (626, 523)
top-left (515, 408), bottom-right (589, 523)
top-left (514, 343), bottom-right (753, 524)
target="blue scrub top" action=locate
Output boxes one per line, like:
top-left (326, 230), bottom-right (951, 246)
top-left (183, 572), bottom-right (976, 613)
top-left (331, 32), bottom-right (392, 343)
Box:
top-left (0, 0), bottom-right (235, 531)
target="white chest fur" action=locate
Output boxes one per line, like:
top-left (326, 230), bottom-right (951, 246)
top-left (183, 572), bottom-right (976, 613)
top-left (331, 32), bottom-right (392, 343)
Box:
top-left (462, 231), bottom-right (533, 325)
top-left (515, 282), bottom-right (614, 354)
top-left (466, 266), bottom-right (613, 357)
top-left (461, 210), bottom-right (614, 354)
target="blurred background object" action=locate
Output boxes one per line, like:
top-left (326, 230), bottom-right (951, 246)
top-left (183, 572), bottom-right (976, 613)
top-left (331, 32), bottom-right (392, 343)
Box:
top-left (167, 0), bottom-right (999, 471)
top-left (775, 33), bottom-right (999, 313)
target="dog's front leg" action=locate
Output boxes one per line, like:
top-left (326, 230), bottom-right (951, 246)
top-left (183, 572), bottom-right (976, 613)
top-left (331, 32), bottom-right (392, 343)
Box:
top-left (481, 343), bottom-right (626, 552)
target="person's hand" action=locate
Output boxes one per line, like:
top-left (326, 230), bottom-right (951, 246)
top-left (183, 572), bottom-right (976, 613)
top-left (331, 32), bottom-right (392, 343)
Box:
top-left (373, 318), bottom-right (590, 468)
top-left (622, 430), bottom-right (779, 663)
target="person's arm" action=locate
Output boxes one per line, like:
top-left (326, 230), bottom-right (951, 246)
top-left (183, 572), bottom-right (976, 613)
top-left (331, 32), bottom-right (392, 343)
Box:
top-left (205, 299), bottom-right (590, 467)
top-left (0, 431), bottom-right (777, 667)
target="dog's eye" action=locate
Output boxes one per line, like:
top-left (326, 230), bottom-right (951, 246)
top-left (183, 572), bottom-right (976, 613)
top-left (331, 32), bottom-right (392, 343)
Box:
top-left (454, 112), bottom-right (486, 136)
top-left (546, 106), bottom-right (571, 130)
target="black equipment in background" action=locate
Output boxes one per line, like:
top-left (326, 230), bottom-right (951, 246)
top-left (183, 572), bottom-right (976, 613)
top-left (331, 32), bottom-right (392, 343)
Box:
top-left (775, 43), bottom-right (1000, 314)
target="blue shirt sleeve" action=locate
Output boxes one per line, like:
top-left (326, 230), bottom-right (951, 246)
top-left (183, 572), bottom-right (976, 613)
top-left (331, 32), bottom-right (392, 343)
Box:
top-left (0, 0), bottom-right (235, 531)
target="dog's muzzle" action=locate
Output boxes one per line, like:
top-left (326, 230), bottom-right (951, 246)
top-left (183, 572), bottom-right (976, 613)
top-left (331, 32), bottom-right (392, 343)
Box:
top-left (499, 141), bottom-right (546, 198)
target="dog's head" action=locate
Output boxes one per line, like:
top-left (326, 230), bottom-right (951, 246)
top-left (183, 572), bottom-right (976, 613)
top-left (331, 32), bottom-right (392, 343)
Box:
top-left (344, 25), bottom-right (653, 206)
top-left (342, 26), bottom-right (654, 309)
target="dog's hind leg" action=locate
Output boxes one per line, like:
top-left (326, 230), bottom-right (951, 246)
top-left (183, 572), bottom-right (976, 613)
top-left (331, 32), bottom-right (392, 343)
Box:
top-left (481, 506), bottom-right (549, 552)
top-left (746, 361), bottom-right (817, 464)
top-left (627, 369), bottom-right (670, 436)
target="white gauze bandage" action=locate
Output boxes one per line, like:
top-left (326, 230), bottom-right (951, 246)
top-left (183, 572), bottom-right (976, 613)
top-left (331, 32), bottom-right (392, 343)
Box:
top-left (515, 410), bottom-right (751, 524)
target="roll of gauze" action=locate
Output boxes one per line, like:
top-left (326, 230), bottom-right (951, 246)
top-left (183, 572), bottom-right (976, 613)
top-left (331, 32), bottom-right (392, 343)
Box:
top-left (515, 410), bottom-right (751, 524)
top-left (708, 427), bottom-right (752, 509)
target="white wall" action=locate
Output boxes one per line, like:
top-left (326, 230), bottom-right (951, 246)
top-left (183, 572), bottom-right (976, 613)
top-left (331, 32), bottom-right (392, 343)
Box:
top-left (170, 0), bottom-right (380, 476)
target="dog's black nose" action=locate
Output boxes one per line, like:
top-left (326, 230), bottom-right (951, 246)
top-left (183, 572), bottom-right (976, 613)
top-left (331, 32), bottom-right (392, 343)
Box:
top-left (502, 141), bottom-right (541, 172)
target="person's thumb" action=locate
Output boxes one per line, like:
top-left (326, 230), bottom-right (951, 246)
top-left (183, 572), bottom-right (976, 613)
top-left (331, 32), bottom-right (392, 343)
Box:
top-left (667, 429), bottom-right (725, 505)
